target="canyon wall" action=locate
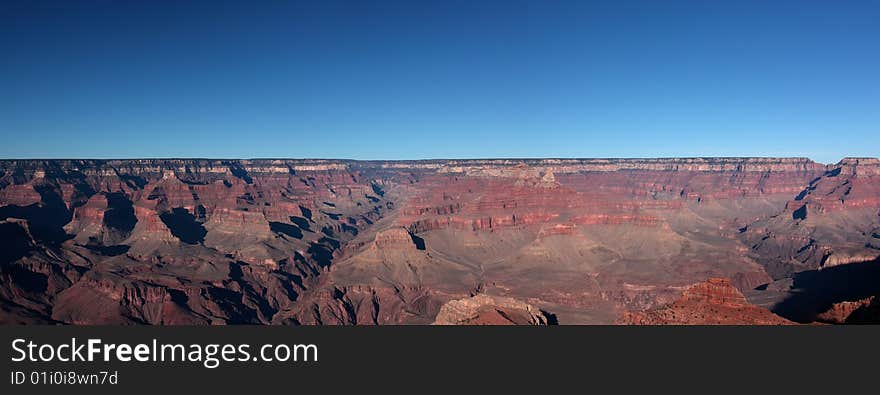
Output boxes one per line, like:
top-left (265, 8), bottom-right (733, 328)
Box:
top-left (1, 157), bottom-right (878, 324)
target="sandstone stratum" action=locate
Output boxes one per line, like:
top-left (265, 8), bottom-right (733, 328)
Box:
top-left (2, 157), bottom-right (880, 325)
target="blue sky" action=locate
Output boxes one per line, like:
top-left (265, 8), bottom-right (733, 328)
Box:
top-left (1, 0), bottom-right (877, 163)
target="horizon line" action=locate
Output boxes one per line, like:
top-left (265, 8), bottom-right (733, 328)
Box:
top-left (1, 156), bottom-right (877, 165)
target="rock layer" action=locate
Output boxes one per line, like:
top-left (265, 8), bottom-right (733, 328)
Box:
top-left (1, 157), bottom-right (878, 324)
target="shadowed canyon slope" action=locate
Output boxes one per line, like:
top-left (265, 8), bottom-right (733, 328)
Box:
top-left (1, 157), bottom-right (879, 324)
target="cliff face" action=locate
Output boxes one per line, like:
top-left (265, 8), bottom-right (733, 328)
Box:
top-left (739, 158), bottom-right (880, 279)
top-left (1, 157), bottom-right (877, 324)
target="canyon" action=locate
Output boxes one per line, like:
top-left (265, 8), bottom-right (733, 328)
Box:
top-left (1, 157), bottom-right (879, 325)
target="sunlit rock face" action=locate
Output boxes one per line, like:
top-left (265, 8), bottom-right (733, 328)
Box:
top-left (1, 157), bottom-right (878, 324)
top-left (617, 278), bottom-right (793, 325)
top-left (433, 294), bottom-right (554, 325)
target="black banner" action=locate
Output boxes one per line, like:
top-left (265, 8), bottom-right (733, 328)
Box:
top-left (0, 326), bottom-right (876, 393)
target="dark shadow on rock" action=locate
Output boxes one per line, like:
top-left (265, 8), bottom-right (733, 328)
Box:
top-left (792, 204), bottom-right (807, 221)
top-left (195, 204), bottom-right (207, 221)
top-left (83, 244), bottom-right (130, 256)
top-left (0, 223), bottom-right (47, 294)
top-left (178, 178), bottom-right (209, 186)
top-left (225, 162), bottom-right (253, 184)
top-left (541, 310), bottom-right (559, 325)
top-left (229, 261), bottom-right (245, 281)
top-left (340, 223), bottom-right (358, 236)
top-left (298, 205), bottom-right (312, 220)
top-left (825, 167), bottom-right (842, 177)
top-left (307, 243), bottom-right (333, 268)
top-left (290, 216), bottom-right (311, 231)
top-left (167, 288), bottom-right (189, 306)
top-left (321, 210), bottom-right (341, 220)
top-left (205, 287), bottom-right (259, 324)
top-left (0, 185), bottom-right (72, 244)
top-left (103, 192), bottom-right (137, 238)
top-left (119, 174), bottom-right (148, 190)
top-left (409, 233), bottom-right (426, 250)
top-left (159, 207), bottom-right (206, 245)
top-left (269, 221), bottom-right (303, 239)
top-left (0, 221), bottom-right (34, 264)
top-left (273, 269), bottom-right (304, 290)
top-left (0, 264), bottom-right (48, 294)
top-left (318, 236), bottom-right (340, 250)
top-left (770, 258), bottom-right (880, 323)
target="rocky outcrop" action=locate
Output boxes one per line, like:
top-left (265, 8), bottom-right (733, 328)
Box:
top-left (204, 208), bottom-right (272, 241)
top-left (0, 184), bottom-right (41, 207)
top-left (50, 272), bottom-right (208, 325)
top-left (619, 278), bottom-right (793, 325)
top-left (816, 297), bottom-right (875, 324)
top-left (64, 193), bottom-right (107, 243)
top-left (678, 278), bottom-right (751, 307)
top-left (373, 228), bottom-right (419, 250)
top-left (843, 297), bottom-right (880, 323)
top-left (277, 285), bottom-right (442, 325)
top-left (836, 157), bottom-right (880, 176)
top-left (433, 294), bottom-right (554, 325)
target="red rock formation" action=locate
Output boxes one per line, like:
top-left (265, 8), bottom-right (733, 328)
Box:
top-left (618, 278), bottom-right (793, 325)
top-left (204, 207), bottom-right (271, 239)
top-left (64, 193), bottom-right (107, 242)
top-left (0, 184), bottom-right (41, 207)
top-left (130, 202), bottom-right (174, 241)
top-left (51, 272), bottom-right (207, 325)
top-left (373, 228), bottom-right (417, 250)
top-left (816, 297), bottom-right (875, 324)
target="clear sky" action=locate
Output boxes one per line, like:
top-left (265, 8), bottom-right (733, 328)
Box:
top-left (1, 1), bottom-right (877, 163)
